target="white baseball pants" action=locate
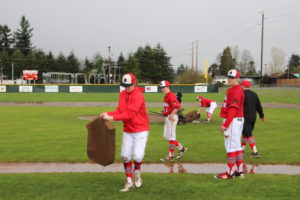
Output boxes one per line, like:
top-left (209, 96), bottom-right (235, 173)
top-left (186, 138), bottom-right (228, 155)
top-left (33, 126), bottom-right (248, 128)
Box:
top-left (163, 115), bottom-right (178, 141)
top-left (206, 101), bottom-right (217, 114)
top-left (224, 117), bottom-right (244, 153)
top-left (121, 131), bottom-right (149, 163)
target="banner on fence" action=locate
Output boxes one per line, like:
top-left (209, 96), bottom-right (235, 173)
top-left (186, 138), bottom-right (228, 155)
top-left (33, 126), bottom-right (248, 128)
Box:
top-left (194, 86), bottom-right (207, 93)
top-left (70, 86), bottom-right (83, 93)
top-left (19, 86), bottom-right (33, 93)
top-left (45, 85), bottom-right (59, 93)
top-left (145, 86), bottom-right (158, 93)
top-left (0, 86), bottom-right (6, 92)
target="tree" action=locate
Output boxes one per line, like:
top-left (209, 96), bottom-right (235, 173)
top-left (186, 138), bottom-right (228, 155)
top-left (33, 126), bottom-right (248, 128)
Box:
top-left (177, 64), bottom-right (187, 75)
top-left (231, 45), bottom-right (240, 69)
top-left (287, 54), bottom-right (300, 72)
top-left (219, 47), bottom-right (234, 75)
top-left (245, 61), bottom-right (257, 76)
top-left (134, 44), bottom-right (173, 83)
top-left (208, 63), bottom-right (220, 78)
top-left (239, 49), bottom-right (254, 75)
top-left (55, 53), bottom-right (67, 72)
top-left (13, 16), bottom-right (34, 56)
top-left (176, 69), bottom-right (207, 84)
top-left (65, 52), bottom-right (80, 73)
top-left (123, 54), bottom-right (140, 79)
top-left (268, 47), bottom-right (286, 74)
top-left (117, 53), bottom-right (125, 75)
top-left (0, 25), bottom-right (14, 54)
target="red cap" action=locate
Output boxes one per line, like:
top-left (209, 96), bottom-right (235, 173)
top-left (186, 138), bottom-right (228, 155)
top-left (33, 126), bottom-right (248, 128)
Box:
top-left (160, 80), bottom-right (170, 87)
top-left (196, 96), bottom-right (203, 100)
top-left (241, 80), bottom-right (251, 88)
top-left (120, 73), bottom-right (136, 87)
top-left (227, 69), bottom-right (240, 78)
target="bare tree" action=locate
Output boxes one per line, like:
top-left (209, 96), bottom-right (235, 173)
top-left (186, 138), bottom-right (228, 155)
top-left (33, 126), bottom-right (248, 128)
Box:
top-left (231, 45), bottom-right (240, 68)
top-left (240, 49), bottom-right (254, 76)
top-left (268, 47), bottom-right (286, 74)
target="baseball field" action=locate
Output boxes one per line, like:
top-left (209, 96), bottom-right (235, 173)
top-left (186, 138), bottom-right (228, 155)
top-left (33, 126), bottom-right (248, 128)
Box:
top-left (0, 88), bottom-right (300, 200)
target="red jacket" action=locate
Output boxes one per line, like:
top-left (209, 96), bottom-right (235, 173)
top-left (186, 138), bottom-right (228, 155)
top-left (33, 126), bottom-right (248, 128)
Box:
top-left (163, 91), bottom-right (181, 116)
top-left (220, 84), bottom-right (244, 128)
top-left (108, 87), bottom-right (149, 133)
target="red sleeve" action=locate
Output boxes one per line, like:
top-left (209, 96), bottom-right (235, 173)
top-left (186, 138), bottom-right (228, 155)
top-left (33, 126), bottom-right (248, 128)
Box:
top-left (113, 93), bottom-right (145, 121)
top-left (223, 107), bottom-right (237, 128)
top-left (171, 95), bottom-right (181, 110)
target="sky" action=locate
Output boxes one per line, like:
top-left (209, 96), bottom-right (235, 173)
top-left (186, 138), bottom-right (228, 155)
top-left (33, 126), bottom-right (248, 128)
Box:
top-left (1, 0), bottom-right (300, 73)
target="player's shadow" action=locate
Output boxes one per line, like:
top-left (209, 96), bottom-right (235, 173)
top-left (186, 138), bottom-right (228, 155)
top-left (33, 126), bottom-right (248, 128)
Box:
top-left (163, 162), bottom-right (187, 174)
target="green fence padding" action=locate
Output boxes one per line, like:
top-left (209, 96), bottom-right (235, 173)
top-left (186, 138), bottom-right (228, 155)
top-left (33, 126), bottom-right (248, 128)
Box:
top-left (0, 84), bottom-right (218, 93)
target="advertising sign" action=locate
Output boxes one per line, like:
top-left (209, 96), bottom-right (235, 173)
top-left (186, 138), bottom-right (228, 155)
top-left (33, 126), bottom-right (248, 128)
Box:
top-left (19, 86), bottom-right (33, 93)
top-left (70, 86), bottom-right (83, 93)
top-left (194, 86), bottom-right (207, 93)
top-left (45, 85), bottom-right (59, 93)
top-left (0, 86), bottom-right (6, 92)
top-left (145, 86), bottom-right (158, 93)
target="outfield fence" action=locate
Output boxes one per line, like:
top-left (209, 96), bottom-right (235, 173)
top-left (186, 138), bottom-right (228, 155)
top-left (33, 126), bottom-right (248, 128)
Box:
top-left (0, 84), bottom-right (219, 93)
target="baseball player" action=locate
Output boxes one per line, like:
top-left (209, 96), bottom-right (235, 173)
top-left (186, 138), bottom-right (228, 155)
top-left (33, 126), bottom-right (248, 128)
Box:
top-left (241, 80), bottom-right (265, 158)
top-left (214, 69), bottom-right (245, 179)
top-left (196, 96), bottom-right (217, 122)
top-left (101, 73), bottom-right (149, 192)
top-left (159, 80), bottom-right (187, 161)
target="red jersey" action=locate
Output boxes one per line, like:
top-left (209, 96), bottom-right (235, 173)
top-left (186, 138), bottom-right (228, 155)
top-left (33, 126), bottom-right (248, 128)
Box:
top-left (220, 84), bottom-right (244, 128)
top-left (108, 87), bottom-right (149, 133)
top-left (201, 98), bottom-right (214, 107)
top-left (163, 91), bottom-right (181, 116)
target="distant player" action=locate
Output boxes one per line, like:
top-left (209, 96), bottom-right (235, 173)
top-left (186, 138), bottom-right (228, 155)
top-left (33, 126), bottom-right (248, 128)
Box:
top-left (196, 96), bottom-right (217, 122)
top-left (159, 80), bottom-right (187, 161)
top-left (215, 69), bottom-right (245, 179)
top-left (241, 80), bottom-right (265, 158)
top-left (101, 73), bottom-right (149, 192)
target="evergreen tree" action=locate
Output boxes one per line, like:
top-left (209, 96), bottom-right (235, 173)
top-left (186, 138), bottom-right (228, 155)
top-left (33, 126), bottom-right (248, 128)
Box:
top-left (55, 53), bottom-right (67, 72)
top-left (219, 47), bottom-right (234, 75)
top-left (208, 63), bottom-right (220, 78)
top-left (123, 54), bottom-right (140, 79)
top-left (287, 54), bottom-right (300, 72)
top-left (0, 25), bottom-right (14, 54)
top-left (66, 52), bottom-right (80, 73)
top-left (177, 64), bottom-right (186, 75)
top-left (117, 53), bottom-right (125, 75)
top-left (13, 16), bottom-right (34, 56)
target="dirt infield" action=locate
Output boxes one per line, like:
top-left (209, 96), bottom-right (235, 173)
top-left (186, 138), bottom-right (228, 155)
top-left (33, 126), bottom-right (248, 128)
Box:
top-left (0, 162), bottom-right (299, 175)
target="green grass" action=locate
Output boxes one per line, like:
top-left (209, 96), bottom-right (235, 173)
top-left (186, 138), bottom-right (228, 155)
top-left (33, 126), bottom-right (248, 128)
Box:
top-left (0, 173), bottom-right (299, 200)
top-left (0, 88), bottom-right (300, 104)
top-left (0, 106), bottom-right (299, 164)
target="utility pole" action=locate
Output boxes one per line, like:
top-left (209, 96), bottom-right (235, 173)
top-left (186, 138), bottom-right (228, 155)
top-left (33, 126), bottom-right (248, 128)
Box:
top-left (108, 46), bottom-right (111, 84)
top-left (191, 42), bottom-right (194, 71)
top-left (260, 11), bottom-right (265, 83)
top-left (196, 40), bottom-right (198, 73)
top-left (264, 64), bottom-right (267, 76)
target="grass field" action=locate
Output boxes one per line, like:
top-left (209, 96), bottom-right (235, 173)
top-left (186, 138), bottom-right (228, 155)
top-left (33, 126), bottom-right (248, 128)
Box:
top-left (0, 88), bottom-right (300, 104)
top-left (0, 90), bottom-right (299, 200)
top-left (0, 173), bottom-right (300, 200)
top-left (0, 106), bottom-right (299, 164)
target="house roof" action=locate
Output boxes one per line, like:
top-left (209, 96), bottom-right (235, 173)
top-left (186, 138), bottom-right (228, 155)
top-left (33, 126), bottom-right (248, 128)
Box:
top-left (269, 72), bottom-right (297, 79)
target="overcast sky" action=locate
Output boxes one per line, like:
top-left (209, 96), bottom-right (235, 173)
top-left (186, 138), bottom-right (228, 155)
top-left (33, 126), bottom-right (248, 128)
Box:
top-left (1, 0), bottom-right (300, 73)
